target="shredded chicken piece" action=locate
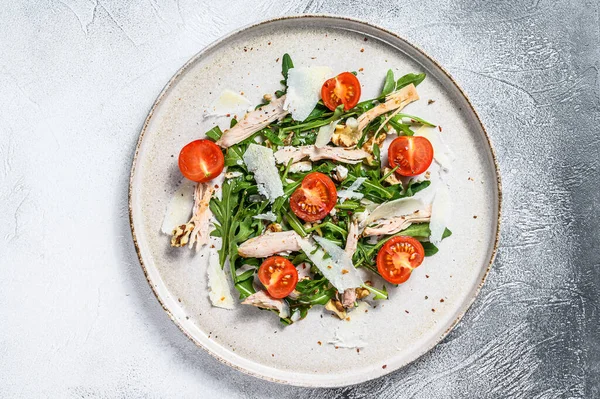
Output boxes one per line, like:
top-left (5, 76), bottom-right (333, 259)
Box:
top-left (363, 207), bottom-right (432, 237)
top-left (325, 299), bottom-right (347, 319)
top-left (356, 84), bottom-right (419, 133)
top-left (274, 145), bottom-right (369, 165)
top-left (296, 262), bottom-right (312, 280)
top-left (216, 95), bottom-right (289, 148)
top-left (345, 220), bottom-right (359, 256)
top-left (341, 289), bottom-right (357, 308)
top-left (288, 161), bottom-right (312, 173)
top-left (238, 230), bottom-right (301, 258)
top-left (242, 290), bottom-right (289, 318)
top-left (171, 182), bottom-right (214, 251)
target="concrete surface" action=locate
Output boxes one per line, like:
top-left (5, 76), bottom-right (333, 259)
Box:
top-left (0, 0), bottom-right (598, 397)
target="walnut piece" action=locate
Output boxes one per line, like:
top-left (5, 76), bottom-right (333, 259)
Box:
top-left (171, 223), bottom-right (195, 247)
top-left (325, 299), bottom-right (347, 319)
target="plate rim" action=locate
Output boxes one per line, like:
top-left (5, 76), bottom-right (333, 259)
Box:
top-left (128, 14), bottom-right (502, 387)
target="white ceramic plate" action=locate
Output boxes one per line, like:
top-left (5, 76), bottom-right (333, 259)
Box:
top-left (129, 15), bottom-right (501, 387)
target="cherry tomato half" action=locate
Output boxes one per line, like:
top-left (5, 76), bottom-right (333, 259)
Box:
top-left (321, 72), bottom-right (362, 111)
top-left (388, 136), bottom-right (434, 177)
top-left (178, 139), bottom-right (224, 183)
top-left (258, 256), bottom-right (298, 299)
top-left (290, 172), bottom-right (338, 222)
top-left (376, 236), bottom-right (425, 284)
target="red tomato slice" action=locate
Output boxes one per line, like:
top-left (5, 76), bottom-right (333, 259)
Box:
top-left (321, 72), bottom-right (362, 111)
top-left (258, 256), bottom-right (298, 299)
top-left (290, 172), bottom-right (337, 222)
top-left (388, 136), bottom-right (434, 177)
top-left (376, 236), bottom-right (425, 284)
top-left (178, 139), bottom-right (224, 183)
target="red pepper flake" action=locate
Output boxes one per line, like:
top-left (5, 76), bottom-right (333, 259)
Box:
top-left (428, 99), bottom-right (435, 105)
top-left (240, 92), bottom-right (244, 95)
top-left (382, 365), bottom-right (387, 369)
top-left (276, 57), bottom-right (280, 62)
top-left (405, 310), bottom-right (409, 314)
top-left (345, 317), bottom-right (350, 321)
top-left (335, 346), bottom-right (339, 349)
top-left (271, 354), bottom-right (274, 357)
top-left (425, 275), bottom-right (429, 278)
top-left (364, 37), bottom-right (368, 41)
top-left (226, 113), bottom-right (231, 117)
top-left (432, 309), bottom-right (436, 312)
top-left (317, 341), bottom-right (322, 346)
top-left (425, 296), bottom-right (428, 299)
top-left (360, 48), bottom-right (365, 52)
top-left (356, 348), bottom-right (360, 353)
top-left (440, 299), bottom-right (445, 303)
top-left (178, 298), bottom-right (182, 303)
top-left (214, 184), bottom-right (219, 189)
top-left (358, 67), bottom-right (364, 72)
top-left (341, 269), bottom-right (349, 275)
top-left (438, 125), bottom-right (442, 132)
top-left (267, 41), bottom-right (271, 45)
top-left (473, 215), bottom-right (478, 219)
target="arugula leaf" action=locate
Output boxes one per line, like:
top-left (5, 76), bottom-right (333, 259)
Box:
top-left (362, 284), bottom-right (388, 300)
top-left (381, 69), bottom-right (396, 96)
top-left (293, 278), bottom-right (336, 306)
top-left (235, 276), bottom-right (255, 299)
top-left (393, 113), bottom-right (435, 127)
top-left (421, 242), bottom-right (439, 257)
top-left (282, 53), bottom-right (294, 80)
top-left (205, 126), bottom-right (223, 141)
top-left (396, 72), bottom-right (426, 89)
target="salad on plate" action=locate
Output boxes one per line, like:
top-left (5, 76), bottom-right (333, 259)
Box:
top-left (162, 54), bottom-right (453, 325)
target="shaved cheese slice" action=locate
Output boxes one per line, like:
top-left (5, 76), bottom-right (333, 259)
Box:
top-left (206, 249), bottom-right (235, 310)
top-left (284, 66), bottom-right (333, 121)
top-left (206, 89), bottom-right (251, 117)
top-left (337, 177), bottom-right (367, 203)
top-left (415, 127), bottom-right (454, 171)
top-left (315, 119), bottom-right (340, 148)
top-left (430, 183), bottom-right (451, 245)
top-left (364, 196), bottom-right (427, 227)
top-left (328, 302), bottom-right (370, 348)
top-left (161, 179), bottom-right (196, 235)
top-left (243, 144), bottom-right (284, 203)
top-left (298, 236), bottom-right (363, 292)
top-left (253, 211), bottom-right (277, 222)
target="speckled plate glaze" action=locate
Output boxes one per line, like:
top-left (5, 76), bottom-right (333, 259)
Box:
top-left (129, 15), bottom-right (501, 387)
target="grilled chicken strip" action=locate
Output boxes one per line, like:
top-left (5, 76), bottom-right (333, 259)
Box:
top-left (274, 145), bottom-right (369, 165)
top-left (362, 207), bottom-right (432, 237)
top-left (356, 84), bottom-right (419, 133)
top-left (237, 230), bottom-right (302, 258)
top-left (242, 290), bottom-right (289, 318)
top-left (171, 182), bottom-right (214, 251)
top-left (345, 220), bottom-right (359, 256)
top-left (216, 95), bottom-right (289, 148)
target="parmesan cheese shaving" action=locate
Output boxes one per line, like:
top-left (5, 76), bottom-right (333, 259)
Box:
top-left (328, 302), bottom-right (370, 349)
top-left (161, 179), bottom-right (196, 235)
top-left (242, 144), bottom-right (284, 202)
top-left (315, 119), bottom-right (340, 148)
top-left (253, 211), bottom-right (277, 222)
top-left (298, 236), bottom-right (363, 292)
top-left (206, 249), bottom-right (235, 310)
top-left (429, 183), bottom-right (451, 245)
top-left (337, 177), bottom-right (367, 203)
top-left (284, 66), bottom-right (333, 121)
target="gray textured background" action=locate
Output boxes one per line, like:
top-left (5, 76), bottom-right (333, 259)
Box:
top-left (1, 0), bottom-right (599, 397)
